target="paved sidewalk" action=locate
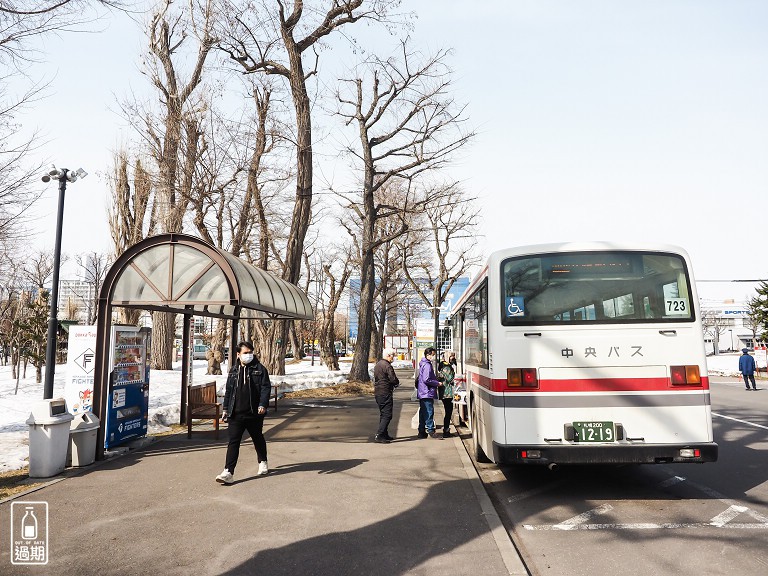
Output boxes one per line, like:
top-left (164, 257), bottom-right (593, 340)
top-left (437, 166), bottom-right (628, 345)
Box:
top-left (1, 387), bottom-right (527, 575)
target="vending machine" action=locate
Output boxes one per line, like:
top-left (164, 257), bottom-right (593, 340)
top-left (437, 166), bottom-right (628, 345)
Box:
top-left (104, 326), bottom-right (151, 449)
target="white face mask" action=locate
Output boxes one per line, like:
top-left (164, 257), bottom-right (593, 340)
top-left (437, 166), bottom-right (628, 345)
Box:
top-left (240, 352), bottom-right (254, 364)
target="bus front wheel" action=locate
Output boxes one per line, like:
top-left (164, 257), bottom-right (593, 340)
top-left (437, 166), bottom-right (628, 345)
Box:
top-left (471, 398), bottom-right (491, 463)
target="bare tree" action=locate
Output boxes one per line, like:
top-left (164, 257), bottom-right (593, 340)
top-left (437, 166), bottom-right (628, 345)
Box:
top-left (73, 251), bottom-right (110, 324)
top-left (219, 0), bottom-right (401, 372)
top-left (334, 41), bottom-right (473, 381)
top-left (317, 248), bottom-right (353, 370)
top-left (701, 307), bottom-right (729, 356)
top-left (107, 151), bottom-right (157, 325)
top-left (138, 0), bottom-right (216, 369)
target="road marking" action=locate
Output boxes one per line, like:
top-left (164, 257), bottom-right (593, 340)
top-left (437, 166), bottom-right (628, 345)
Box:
top-left (553, 504), bottom-right (613, 530)
top-left (710, 505), bottom-right (749, 527)
top-left (712, 412), bottom-right (768, 431)
top-left (524, 522), bottom-right (768, 531)
top-left (522, 476), bottom-right (768, 532)
top-left (507, 479), bottom-right (567, 503)
top-left (657, 475), bottom-right (685, 488)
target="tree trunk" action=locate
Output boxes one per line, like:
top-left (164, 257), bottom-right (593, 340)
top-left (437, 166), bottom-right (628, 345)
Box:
top-left (150, 311), bottom-right (175, 369)
top-left (350, 248), bottom-right (375, 381)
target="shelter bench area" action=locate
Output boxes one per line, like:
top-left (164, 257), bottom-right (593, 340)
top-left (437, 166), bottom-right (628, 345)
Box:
top-left (186, 381), bottom-right (280, 439)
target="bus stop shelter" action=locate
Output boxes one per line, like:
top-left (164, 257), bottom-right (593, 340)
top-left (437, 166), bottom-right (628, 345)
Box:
top-left (91, 233), bottom-right (313, 460)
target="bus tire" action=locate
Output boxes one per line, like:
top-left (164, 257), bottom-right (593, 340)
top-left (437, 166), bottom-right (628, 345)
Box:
top-left (471, 398), bottom-right (491, 463)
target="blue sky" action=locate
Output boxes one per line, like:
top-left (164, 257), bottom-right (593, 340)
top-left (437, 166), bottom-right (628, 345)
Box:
top-left (21, 1), bottom-right (768, 288)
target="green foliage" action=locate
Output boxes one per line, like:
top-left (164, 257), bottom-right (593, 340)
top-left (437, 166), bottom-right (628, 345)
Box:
top-left (14, 290), bottom-right (50, 375)
top-left (749, 281), bottom-right (768, 342)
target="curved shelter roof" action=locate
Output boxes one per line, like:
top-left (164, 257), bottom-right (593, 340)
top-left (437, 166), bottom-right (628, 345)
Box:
top-left (106, 233), bottom-right (313, 320)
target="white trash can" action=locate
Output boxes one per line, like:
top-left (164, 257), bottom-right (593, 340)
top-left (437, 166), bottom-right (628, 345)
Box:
top-left (26, 398), bottom-right (74, 478)
top-left (67, 412), bottom-right (100, 467)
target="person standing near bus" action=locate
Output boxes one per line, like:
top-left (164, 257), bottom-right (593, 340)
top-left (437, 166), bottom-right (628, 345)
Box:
top-left (216, 341), bottom-right (272, 485)
top-left (373, 348), bottom-right (400, 443)
top-left (739, 348), bottom-right (757, 391)
top-left (417, 347), bottom-right (441, 438)
top-left (438, 351), bottom-right (456, 438)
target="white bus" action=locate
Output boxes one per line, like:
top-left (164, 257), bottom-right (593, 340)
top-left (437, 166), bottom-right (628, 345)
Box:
top-left (451, 242), bottom-right (718, 467)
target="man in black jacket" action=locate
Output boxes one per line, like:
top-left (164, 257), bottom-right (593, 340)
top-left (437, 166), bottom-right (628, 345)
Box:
top-left (373, 348), bottom-right (400, 443)
top-left (215, 341), bottom-right (272, 484)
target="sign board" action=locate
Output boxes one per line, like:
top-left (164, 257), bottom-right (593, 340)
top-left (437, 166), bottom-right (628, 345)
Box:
top-left (415, 318), bottom-right (435, 340)
top-left (64, 325), bottom-right (97, 414)
top-left (755, 348), bottom-right (767, 369)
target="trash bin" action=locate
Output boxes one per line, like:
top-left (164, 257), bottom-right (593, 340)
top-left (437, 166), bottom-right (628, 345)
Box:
top-left (26, 398), bottom-right (74, 478)
top-left (67, 412), bottom-right (100, 467)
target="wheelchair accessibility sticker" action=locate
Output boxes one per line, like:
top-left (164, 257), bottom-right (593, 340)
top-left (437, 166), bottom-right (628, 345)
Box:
top-left (506, 297), bottom-right (525, 317)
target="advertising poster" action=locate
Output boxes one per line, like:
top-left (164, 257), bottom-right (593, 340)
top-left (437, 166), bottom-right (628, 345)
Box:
top-left (63, 325), bottom-right (98, 414)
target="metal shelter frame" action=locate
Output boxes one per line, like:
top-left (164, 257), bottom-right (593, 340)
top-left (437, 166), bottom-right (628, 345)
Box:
top-left (92, 233), bottom-right (313, 459)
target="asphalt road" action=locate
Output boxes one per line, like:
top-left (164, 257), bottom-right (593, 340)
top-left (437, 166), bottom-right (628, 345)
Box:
top-left (464, 376), bottom-right (768, 576)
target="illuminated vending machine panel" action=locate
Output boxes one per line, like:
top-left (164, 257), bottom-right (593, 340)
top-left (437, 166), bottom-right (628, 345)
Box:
top-left (105, 326), bottom-right (152, 449)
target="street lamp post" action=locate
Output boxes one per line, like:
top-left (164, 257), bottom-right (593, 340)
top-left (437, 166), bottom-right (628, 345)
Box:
top-left (41, 166), bottom-right (87, 399)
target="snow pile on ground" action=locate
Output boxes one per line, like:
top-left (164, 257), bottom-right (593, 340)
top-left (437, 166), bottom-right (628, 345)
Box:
top-left (0, 356), bottom-right (416, 473)
top-left (705, 352), bottom-right (748, 378)
top-left (3, 354), bottom-right (743, 473)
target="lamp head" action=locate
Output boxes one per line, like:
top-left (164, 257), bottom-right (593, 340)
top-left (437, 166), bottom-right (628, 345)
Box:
top-left (41, 174), bottom-right (51, 183)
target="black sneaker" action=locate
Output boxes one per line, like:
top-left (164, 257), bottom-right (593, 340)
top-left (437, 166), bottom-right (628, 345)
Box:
top-left (374, 435), bottom-right (391, 443)
top-left (382, 433), bottom-right (395, 441)
top-left (417, 432), bottom-right (428, 439)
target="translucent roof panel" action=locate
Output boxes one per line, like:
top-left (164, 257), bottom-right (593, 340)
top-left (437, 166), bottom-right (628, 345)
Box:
top-left (177, 265), bottom-right (231, 303)
top-left (108, 235), bottom-right (313, 320)
top-left (133, 245), bottom-right (172, 297)
top-left (112, 264), bottom-right (165, 303)
top-left (172, 244), bottom-right (218, 299)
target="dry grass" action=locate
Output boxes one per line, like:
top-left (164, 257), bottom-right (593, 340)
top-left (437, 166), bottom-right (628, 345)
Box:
top-left (0, 468), bottom-right (46, 501)
top-left (284, 381), bottom-right (374, 398)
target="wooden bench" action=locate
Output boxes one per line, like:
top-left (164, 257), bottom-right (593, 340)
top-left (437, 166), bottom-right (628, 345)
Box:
top-left (187, 381), bottom-right (223, 439)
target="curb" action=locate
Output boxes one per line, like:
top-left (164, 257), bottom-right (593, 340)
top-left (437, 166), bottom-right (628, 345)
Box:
top-left (451, 428), bottom-right (530, 576)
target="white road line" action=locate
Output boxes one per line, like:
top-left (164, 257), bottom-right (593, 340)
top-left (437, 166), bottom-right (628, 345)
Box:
top-left (553, 504), bottom-right (613, 530)
top-left (710, 505), bottom-right (749, 527)
top-left (682, 477), bottom-right (768, 524)
top-left (712, 412), bottom-right (768, 431)
top-left (507, 479), bottom-right (567, 504)
top-left (657, 475), bottom-right (686, 488)
top-left (523, 522), bottom-right (768, 531)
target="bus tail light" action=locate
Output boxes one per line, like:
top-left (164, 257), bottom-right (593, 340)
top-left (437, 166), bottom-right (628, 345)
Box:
top-left (507, 368), bottom-right (539, 388)
top-left (679, 448), bottom-right (700, 458)
top-left (521, 450), bottom-right (541, 459)
top-left (670, 365), bottom-right (701, 386)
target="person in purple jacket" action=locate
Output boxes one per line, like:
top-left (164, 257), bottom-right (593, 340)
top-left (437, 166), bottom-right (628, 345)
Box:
top-left (416, 347), bottom-right (441, 439)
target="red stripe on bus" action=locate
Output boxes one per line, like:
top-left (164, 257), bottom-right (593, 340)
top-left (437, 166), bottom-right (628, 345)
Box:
top-left (472, 373), bottom-right (709, 393)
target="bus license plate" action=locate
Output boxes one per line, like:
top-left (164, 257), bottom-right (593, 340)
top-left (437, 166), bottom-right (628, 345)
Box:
top-left (573, 421), bottom-right (615, 442)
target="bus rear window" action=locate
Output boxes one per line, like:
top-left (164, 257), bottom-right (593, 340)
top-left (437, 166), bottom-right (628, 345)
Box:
top-left (501, 251), bottom-right (694, 325)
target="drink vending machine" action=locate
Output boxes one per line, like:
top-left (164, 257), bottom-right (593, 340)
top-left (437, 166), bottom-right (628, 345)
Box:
top-left (105, 326), bottom-right (151, 449)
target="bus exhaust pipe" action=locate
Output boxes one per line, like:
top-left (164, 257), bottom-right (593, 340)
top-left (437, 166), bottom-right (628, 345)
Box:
top-left (548, 463), bottom-right (558, 471)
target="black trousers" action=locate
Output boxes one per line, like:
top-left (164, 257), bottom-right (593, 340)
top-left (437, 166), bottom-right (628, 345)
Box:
top-left (225, 413), bottom-right (267, 474)
top-left (441, 398), bottom-right (454, 431)
top-left (743, 373), bottom-right (756, 389)
top-left (375, 392), bottom-right (393, 436)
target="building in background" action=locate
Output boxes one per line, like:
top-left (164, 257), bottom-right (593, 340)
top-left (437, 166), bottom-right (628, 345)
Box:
top-left (57, 280), bottom-right (96, 321)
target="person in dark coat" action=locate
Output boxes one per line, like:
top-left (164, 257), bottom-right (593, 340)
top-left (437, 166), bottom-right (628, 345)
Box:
top-left (739, 348), bottom-right (757, 391)
top-left (215, 341), bottom-right (272, 484)
top-left (373, 347), bottom-right (400, 443)
top-left (437, 351), bottom-right (456, 438)
top-left (416, 347), bottom-right (441, 438)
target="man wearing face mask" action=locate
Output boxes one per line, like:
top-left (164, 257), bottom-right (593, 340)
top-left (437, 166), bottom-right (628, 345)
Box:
top-left (215, 341), bottom-right (272, 484)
